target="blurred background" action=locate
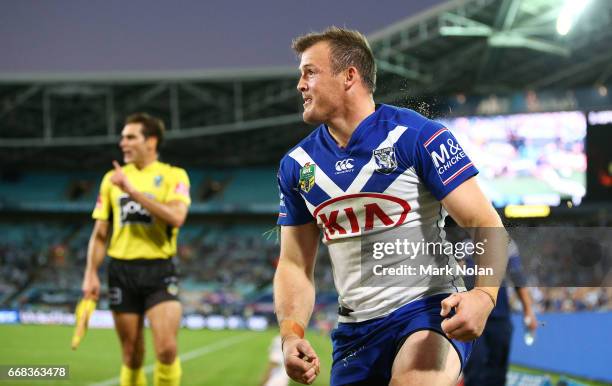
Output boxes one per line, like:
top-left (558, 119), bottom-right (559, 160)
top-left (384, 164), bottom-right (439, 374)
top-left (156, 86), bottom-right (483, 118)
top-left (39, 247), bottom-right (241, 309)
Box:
top-left (0, 0), bottom-right (611, 385)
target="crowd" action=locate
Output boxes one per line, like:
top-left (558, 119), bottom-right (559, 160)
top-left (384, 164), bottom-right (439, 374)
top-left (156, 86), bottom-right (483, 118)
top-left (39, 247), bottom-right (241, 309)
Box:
top-left (0, 221), bottom-right (609, 314)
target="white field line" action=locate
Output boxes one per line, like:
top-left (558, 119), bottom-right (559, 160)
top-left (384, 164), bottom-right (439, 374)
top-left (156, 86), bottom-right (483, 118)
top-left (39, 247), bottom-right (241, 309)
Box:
top-left (89, 333), bottom-right (251, 386)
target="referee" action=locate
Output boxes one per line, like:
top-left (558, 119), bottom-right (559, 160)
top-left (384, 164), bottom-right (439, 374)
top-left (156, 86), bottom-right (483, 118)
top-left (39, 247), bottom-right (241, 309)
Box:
top-left (81, 113), bottom-right (190, 386)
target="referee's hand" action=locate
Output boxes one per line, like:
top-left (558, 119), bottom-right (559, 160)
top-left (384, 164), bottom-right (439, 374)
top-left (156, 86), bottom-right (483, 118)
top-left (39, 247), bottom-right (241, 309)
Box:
top-left (110, 161), bottom-right (134, 194)
top-left (81, 271), bottom-right (100, 301)
top-left (282, 336), bottom-right (320, 385)
top-left (440, 290), bottom-right (494, 341)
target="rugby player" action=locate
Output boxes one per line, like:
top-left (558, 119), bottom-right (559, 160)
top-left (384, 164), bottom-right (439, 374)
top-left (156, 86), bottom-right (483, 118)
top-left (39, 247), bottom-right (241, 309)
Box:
top-left (81, 113), bottom-right (190, 386)
top-left (463, 239), bottom-right (538, 386)
top-left (259, 335), bottom-right (290, 386)
top-left (274, 27), bottom-right (507, 385)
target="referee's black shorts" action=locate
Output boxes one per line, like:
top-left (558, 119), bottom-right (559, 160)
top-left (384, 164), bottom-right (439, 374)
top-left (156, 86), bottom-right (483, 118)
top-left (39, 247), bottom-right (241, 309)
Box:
top-left (108, 257), bottom-right (180, 314)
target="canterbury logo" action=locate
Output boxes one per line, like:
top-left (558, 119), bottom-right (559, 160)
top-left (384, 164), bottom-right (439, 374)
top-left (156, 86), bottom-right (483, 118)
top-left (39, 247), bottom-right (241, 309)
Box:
top-left (335, 158), bottom-right (354, 172)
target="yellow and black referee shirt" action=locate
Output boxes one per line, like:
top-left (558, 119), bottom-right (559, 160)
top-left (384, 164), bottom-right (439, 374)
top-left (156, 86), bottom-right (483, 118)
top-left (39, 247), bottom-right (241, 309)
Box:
top-left (92, 161), bottom-right (191, 260)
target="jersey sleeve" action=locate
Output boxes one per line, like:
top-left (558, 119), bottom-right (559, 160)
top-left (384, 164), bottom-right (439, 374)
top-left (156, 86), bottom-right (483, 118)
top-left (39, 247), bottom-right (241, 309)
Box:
top-left (412, 120), bottom-right (479, 200)
top-left (277, 157), bottom-right (314, 226)
top-left (166, 168), bottom-right (191, 206)
top-left (92, 171), bottom-right (112, 221)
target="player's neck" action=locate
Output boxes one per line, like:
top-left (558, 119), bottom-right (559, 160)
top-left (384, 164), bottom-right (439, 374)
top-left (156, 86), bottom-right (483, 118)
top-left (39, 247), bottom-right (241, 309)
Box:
top-left (133, 154), bottom-right (158, 170)
top-left (327, 97), bottom-right (375, 148)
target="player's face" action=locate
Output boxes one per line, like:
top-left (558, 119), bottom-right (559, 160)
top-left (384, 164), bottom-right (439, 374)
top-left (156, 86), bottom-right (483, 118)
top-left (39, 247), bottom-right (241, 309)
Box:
top-left (297, 42), bottom-right (345, 125)
top-left (119, 123), bottom-right (148, 164)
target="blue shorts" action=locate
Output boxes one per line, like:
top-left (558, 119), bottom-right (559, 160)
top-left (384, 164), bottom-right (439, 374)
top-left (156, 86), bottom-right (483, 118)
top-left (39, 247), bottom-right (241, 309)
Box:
top-left (330, 293), bottom-right (473, 386)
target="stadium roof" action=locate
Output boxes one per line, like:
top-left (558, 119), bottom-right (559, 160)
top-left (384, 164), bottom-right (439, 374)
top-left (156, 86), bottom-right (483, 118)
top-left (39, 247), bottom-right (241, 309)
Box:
top-left (1, 0), bottom-right (611, 168)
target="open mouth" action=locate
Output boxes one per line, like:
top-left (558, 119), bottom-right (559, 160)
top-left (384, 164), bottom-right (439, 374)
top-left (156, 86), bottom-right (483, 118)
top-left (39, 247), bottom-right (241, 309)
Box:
top-left (303, 97), bottom-right (312, 107)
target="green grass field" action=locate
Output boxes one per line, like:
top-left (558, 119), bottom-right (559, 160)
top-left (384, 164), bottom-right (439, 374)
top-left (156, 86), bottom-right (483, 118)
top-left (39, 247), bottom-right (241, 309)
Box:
top-left (0, 325), bottom-right (332, 386)
top-left (0, 325), bottom-right (609, 386)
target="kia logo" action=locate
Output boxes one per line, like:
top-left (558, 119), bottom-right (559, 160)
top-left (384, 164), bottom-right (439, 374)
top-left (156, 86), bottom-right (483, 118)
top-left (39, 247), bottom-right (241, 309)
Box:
top-left (313, 193), bottom-right (411, 241)
top-left (335, 159), bottom-right (354, 171)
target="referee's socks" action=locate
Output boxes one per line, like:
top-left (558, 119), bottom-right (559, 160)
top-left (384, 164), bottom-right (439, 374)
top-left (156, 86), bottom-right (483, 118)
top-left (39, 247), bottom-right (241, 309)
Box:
top-left (120, 365), bottom-right (147, 386)
top-left (154, 358), bottom-right (182, 386)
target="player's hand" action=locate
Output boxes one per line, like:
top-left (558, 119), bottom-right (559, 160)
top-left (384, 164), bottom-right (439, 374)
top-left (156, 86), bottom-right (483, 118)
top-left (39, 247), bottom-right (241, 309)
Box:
top-left (282, 336), bottom-right (320, 385)
top-left (110, 161), bottom-right (135, 194)
top-left (440, 290), bottom-right (495, 341)
top-left (81, 271), bottom-right (100, 300)
top-left (524, 310), bottom-right (538, 332)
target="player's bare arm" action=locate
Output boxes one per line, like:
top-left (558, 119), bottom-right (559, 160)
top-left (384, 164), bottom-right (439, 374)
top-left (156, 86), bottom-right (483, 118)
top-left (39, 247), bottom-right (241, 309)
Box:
top-left (82, 219), bottom-right (110, 300)
top-left (274, 222), bottom-right (321, 385)
top-left (516, 287), bottom-right (538, 331)
top-left (110, 161), bottom-right (188, 228)
top-left (439, 176), bottom-right (509, 341)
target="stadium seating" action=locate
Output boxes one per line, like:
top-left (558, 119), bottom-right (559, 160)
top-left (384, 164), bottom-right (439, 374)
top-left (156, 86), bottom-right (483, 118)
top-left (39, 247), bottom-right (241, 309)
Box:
top-left (0, 168), bottom-right (279, 212)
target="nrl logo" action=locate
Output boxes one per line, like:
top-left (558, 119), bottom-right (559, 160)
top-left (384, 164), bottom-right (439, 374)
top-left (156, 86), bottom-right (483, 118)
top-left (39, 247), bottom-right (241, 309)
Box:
top-left (299, 163), bottom-right (316, 193)
top-left (153, 175), bottom-right (163, 187)
top-left (167, 283), bottom-right (179, 296)
top-left (373, 147), bottom-right (398, 174)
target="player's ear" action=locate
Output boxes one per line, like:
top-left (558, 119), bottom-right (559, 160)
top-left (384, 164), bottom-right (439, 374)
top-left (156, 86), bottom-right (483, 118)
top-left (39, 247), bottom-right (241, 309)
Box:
top-left (146, 136), bottom-right (158, 151)
top-left (344, 67), bottom-right (358, 90)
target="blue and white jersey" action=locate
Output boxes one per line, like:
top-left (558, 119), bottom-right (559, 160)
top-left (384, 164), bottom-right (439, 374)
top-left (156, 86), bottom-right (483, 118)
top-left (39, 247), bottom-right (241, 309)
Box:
top-left (277, 104), bottom-right (478, 322)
